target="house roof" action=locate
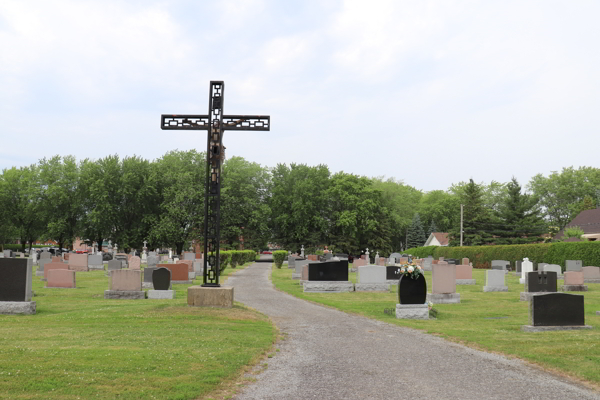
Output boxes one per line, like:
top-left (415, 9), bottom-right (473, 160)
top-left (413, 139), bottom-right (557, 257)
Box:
top-left (433, 232), bottom-right (449, 246)
top-left (555, 208), bottom-right (600, 239)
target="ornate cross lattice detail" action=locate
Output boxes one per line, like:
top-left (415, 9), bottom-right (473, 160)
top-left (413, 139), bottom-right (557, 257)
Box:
top-left (161, 81), bottom-right (270, 287)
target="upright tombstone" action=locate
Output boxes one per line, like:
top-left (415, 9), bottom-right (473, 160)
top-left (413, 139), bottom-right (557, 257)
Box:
top-left (356, 265), bottom-right (389, 292)
top-left (389, 253), bottom-right (402, 264)
top-left (303, 260), bottom-right (353, 292)
top-left (483, 270), bottom-right (508, 292)
top-left (163, 263), bottom-right (192, 284)
top-left (40, 251), bottom-right (52, 260)
top-left (582, 266), bottom-right (600, 283)
top-left (3, 250), bottom-right (13, 258)
top-left (456, 264), bottom-right (476, 285)
top-left (88, 254), bottom-right (104, 270)
top-left (115, 253), bottom-right (128, 268)
top-left (46, 269), bottom-right (76, 289)
top-left (30, 251), bottom-right (38, 265)
top-left (148, 267), bottom-right (175, 299)
top-left (519, 258), bottom-right (534, 284)
top-left (427, 264), bottom-right (460, 304)
top-left (0, 258), bottom-right (35, 314)
top-left (292, 259), bottom-right (309, 280)
top-left (491, 260), bottom-right (510, 272)
top-left (561, 271), bottom-right (588, 292)
top-left (183, 252), bottom-right (195, 261)
top-left (374, 252), bottom-right (380, 266)
top-left (104, 269), bottom-right (145, 299)
top-left (288, 256), bottom-right (296, 269)
top-left (566, 260), bottom-right (583, 272)
top-left (396, 269), bottom-right (428, 320)
top-left (386, 266), bottom-right (402, 283)
top-left (37, 258), bottom-right (53, 277)
top-left (520, 271), bottom-right (557, 301)
top-left (522, 293), bottom-right (591, 332)
top-left (52, 256), bottom-right (62, 263)
top-left (147, 255), bottom-right (159, 268)
top-left (148, 251), bottom-right (157, 258)
top-left (514, 260), bottom-right (522, 276)
top-left (422, 257), bottom-right (433, 271)
top-left (143, 267), bottom-right (157, 289)
top-left (129, 256), bottom-right (141, 270)
top-left (43, 262), bottom-right (69, 281)
top-left (69, 254), bottom-right (89, 272)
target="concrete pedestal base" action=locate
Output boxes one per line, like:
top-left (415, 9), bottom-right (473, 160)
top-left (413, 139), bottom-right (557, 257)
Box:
top-left (456, 279), bottom-right (476, 285)
top-left (187, 286), bottom-right (234, 308)
top-left (303, 281), bottom-right (354, 293)
top-left (88, 265), bottom-right (104, 270)
top-left (292, 273), bottom-right (301, 280)
top-left (426, 293), bottom-right (461, 304)
top-left (104, 290), bottom-right (146, 299)
top-left (519, 278), bottom-right (526, 284)
top-left (522, 325), bottom-right (592, 332)
top-left (355, 283), bottom-right (390, 292)
top-left (584, 278), bottom-right (600, 284)
top-left (561, 285), bottom-right (588, 292)
top-left (0, 301), bottom-right (36, 315)
top-left (188, 272), bottom-right (196, 280)
top-left (386, 279), bottom-right (400, 285)
top-left (483, 286), bottom-right (508, 292)
top-left (172, 280), bottom-right (193, 285)
top-left (148, 290), bottom-right (175, 299)
top-left (396, 304), bottom-right (429, 319)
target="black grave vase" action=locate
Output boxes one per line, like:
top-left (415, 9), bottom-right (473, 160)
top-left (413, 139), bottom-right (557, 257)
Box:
top-left (398, 273), bottom-right (427, 305)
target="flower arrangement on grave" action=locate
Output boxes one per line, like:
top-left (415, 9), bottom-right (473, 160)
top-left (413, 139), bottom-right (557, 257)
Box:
top-left (399, 262), bottom-right (424, 280)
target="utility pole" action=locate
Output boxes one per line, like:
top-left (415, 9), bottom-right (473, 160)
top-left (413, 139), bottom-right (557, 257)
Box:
top-left (460, 204), bottom-right (464, 247)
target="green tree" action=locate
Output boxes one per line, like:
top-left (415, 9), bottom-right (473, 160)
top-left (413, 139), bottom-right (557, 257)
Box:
top-left (449, 179), bottom-right (493, 246)
top-left (563, 226), bottom-right (585, 240)
top-left (417, 190), bottom-right (459, 233)
top-left (406, 213), bottom-right (426, 248)
top-left (426, 219), bottom-right (437, 238)
top-left (221, 156), bottom-right (271, 250)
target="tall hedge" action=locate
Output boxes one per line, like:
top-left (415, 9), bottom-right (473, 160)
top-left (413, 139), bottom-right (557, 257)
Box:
top-left (404, 242), bottom-right (600, 271)
top-left (273, 250), bottom-right (287, 268)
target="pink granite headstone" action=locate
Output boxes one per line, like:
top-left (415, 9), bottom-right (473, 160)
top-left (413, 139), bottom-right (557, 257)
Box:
top-left (302, 265), bottom-right (309, 281)
top-left (582, 266), bottom-right (600, 279)
top-left (378, 258), bottom-right (386, 266)
top-left (456, 265), bottom-right (472, 279)
top-left (68, 254), bottom-right (88, 271)
top-left (353, 258), bottom-right (366, 267)
top-left (564, 271), bottom-right (584, 285)
top-left (432, 264), bottom-right (456, 294)
top-left (177, 260), bottom-right (194, 272)
top-left (462, 258), bottom-right (469, 265)
top-left (46, 269), bottom-right (76, 288)
top-left (432, 260), bottom-right (439, 265)
top-left (44, 262), bottom-right (69, 280)
top-left (110, 269), bottom-right (142, 291)
top-left (63, 253), bottom-right (70, 260)
top-left (129, 256), bottom-right (141, 270)
top-left (52, 256), bottom-right (62, 262)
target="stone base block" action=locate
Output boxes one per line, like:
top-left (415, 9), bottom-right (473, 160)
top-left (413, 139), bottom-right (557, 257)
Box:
top-left (561, 285), bottom-right (588, 292)
top-left (520, 292), bottom-right (540, 301)
top-left (0, 301), bottom-right (36, 315)
top-left (396, 304), bottom-right (429, 319)
top-left (189, 272), bottom-right (196, 280)
top-left (584, 279), bottom-right (600, 284)
top-left (187, 286), bottom-right (233, 308)
top-left (104, 290), bottom-right (146, 300)
top-left (35, 271), bottom-right (44, 276)
top-left (172, 280), bottom-right (193, 285)
top-left (148, 290), bottom-right (175, 299)
top-left (521, 325), bottom-right (593, 332)
top-left (355, 283), bottom-right (390, 292)
top-left (142, 282), bottom-right (172, 289)
top-left (88, 265), bottom-right (104, 270)
top-left (519, 278), bottom-right (526, 284)
top-left (426, 293), bottom-right (460, 304)
top-left (456, 279), bottom-right (476, 285)
top-left (303, 281), bottom-right (354, 293)
top-left (288, 265), bottom-right (295, 269)
top-left (292, 273), bottom-right (301, 280)
top-left (386, 279), bottom-right (400, 285)
top-left (483, 286), bottom-right (508, 292)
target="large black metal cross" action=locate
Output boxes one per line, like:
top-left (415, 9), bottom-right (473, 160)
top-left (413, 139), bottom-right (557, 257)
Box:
top-left (161, 81), bottom-right (270, 287)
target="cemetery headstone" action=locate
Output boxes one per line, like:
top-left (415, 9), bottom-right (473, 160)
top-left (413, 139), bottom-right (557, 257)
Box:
top-left (427, 264), bottom-right (460, 304)
top-left (483, 270), bottom-right (508, 292)
top-left (561, 271), bottom-right (588, 292)
top-left (456, 264), bottom-right (476, 285)
top-left (148, 251), bottom-right (157, 257)
top-left (422, 257), bottom-right (433, 271)
top-left (0, 258), bottom-right (36, 314)
top-left (390, 253), bottom-right (402, 263)
top-left (522, 293), bottom-right (591, 332)
top-left (40, 251), bottom-right (52, 260)
top-left (88, 254), bottom-right (104, 270)
top-left (69, 254), bottom-right (89, 272)
top-left (537, 262), bottom-right (548, 272)
top-left (374, 252), bottom-right (380, 266)
top-left (107, 260), bottom-right (122, 272)
top-left (303, 260), bottom-right (353, 292)
top-left (163, 264), bottom-right (191, 283)
top-left (36, 258), bottom-right (53, 276)
top-left (43, 262), bottom-right (69, 281)
top-left (46, 269), bottom-right (76, 289)
top-left (143, 267), bottom-right (157, 288)
top-left (396, 268), bottom-right (428, 319)
top-left (183, 252), bottom-right (195, 261)
top-left (514, 260), bottom-right (522, 276)
top-left (288, 256), bottom-right (296, 269)
top-left (462, 258), bottom-right (470, 265)
top-left (386, 266), bottom-right (401, 281)
top-left (293, 259), bottom-right (309, 279)
top-left (52, 256), bottom-right (62, 263)
top-left (129, 256), bottom-right (141, 270)
top-left (148, 267), bottom-right (175, 299)
top-left (519, 258), bottom-right (533, 284)
top-left (541, 264), bottom-right (562, 277)
top-left (491, 260), bottom-right (510, 271)
top-left (582, 266), bottom-right (600, 283)
top-left (566, 260), bottom-right (583, 272)
top-left (104, 269), bottom-right (145, 299)
top-left (3, 250), bottom-right (13, 258)
top-left (520, 271), bottom-right (557, 301)
top-left (356, 265), bottom-right (388, 291)
top-left (147, 255), bottom-right (159, 267)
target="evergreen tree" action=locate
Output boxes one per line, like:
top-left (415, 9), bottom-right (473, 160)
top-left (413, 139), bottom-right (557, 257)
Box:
top-left (406, 213), bottom-right (426, 249)
top-left (494, 177), bottom-right (546, 244)
top-left (426, 220), bottom-right (437, 239)
top-left (449, 179), bottom-right (493, 246)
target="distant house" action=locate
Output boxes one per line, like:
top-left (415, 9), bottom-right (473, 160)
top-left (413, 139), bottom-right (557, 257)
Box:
top-left (424, 232), bottom-right (449, 247)
top-left (554, 208), bottom-right (600, 241)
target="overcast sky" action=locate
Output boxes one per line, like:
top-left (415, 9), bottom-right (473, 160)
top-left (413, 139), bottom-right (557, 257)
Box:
top-left (1, 1), bottom-right (598, 192)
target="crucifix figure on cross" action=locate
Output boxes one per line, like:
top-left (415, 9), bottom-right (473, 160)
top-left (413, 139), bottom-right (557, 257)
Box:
top-left (161, 81), bottom-right (270, 287)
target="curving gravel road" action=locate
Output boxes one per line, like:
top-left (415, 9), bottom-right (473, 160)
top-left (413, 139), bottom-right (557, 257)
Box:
top-left (226, 263), bottom-right (599, 400)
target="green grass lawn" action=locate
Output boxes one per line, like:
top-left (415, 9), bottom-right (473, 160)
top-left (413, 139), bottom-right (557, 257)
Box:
top-left (0, 263), bottom-right (276, 400)
top-left (272, 265), bottom-right (600, 388)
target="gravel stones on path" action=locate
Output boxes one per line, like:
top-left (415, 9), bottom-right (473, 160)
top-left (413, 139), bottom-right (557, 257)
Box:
top-left (226, 263), bottom-right (599, 400)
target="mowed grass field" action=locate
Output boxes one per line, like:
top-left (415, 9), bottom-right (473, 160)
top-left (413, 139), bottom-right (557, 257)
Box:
top-left (0, 263), bottom-right (276, 400)
top-left (272, 265), bottom-right (600, 388)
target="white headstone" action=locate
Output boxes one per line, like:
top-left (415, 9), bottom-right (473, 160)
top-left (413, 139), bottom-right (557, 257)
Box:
top-left (542, 264), bottom-right (562, 276)
top-left (520, 258), bottom-right (534, 284)
top-left (300, 245), bottom-right (304, 257)
top-left (365, 248), bottom-right (370, 263)
top-left (358, 265), bottom-right (387, 284)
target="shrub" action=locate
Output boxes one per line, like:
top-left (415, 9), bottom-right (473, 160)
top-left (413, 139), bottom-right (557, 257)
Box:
top-left (273, 250), bottom-right (287, 268)
top-left (230, 251), bottom-right (243, 268)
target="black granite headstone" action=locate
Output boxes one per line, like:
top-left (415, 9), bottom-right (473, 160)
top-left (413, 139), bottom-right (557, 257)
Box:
top-left (143, 267), bottom-right (157, 283)
top-left (334, 253), bottom-right (348, 259)
top-left (526, 271), bottom-right (557, 293)
top-left (307, 260), bottom-right (349, 281)
top-left (531, 293), bottom-right (585, 326)
top-left (0, 258), bottom-right (32, 302)
top-left (446, 259), bottom-right (458, 265)
top-left (152, 267), bottom-right (171, 291)
top-left (386, 266), bottom-right (401, 280)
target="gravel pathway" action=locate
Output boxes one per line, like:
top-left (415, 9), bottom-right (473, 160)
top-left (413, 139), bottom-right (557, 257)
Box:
top-left (227, 263), bottom-right (599, 400)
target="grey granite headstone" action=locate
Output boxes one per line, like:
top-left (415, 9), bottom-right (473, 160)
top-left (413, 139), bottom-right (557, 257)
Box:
top-left (491, 260), bottom-right (510, 271)
top-left (40, 251), bottom-right (52, 260)
top-left (147, 255), bottom-right (159, 267)
top-left (566, 260), bottom-right (583, 272)
top-left (143, 267), bottom-right (157, 283)
top-left (3, 250), bottom-right (13, 258)
top-left (542, 264), bottom-right (562, 276)
top-left (88, 254), bottom-right (103, 270)
top-left (183, 252), bottom-right (195, 261)
top-left (38, 258), bottom-right (52, 272)
top-left (107, 260), bottom-right (122, 271)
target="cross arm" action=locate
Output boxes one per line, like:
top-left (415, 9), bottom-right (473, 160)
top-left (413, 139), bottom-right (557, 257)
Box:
top-left (161, 114), bottom-right (210, 130)
top-left (222, 115), bottom-right (270, 131)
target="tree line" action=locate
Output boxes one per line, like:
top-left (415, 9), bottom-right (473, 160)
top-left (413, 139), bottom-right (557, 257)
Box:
top-left (1, 153), bottom-right (598, 254)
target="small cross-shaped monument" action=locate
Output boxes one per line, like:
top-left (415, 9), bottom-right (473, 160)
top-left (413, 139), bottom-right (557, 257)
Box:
top-left (161, 81), bottom-right (270, 287)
